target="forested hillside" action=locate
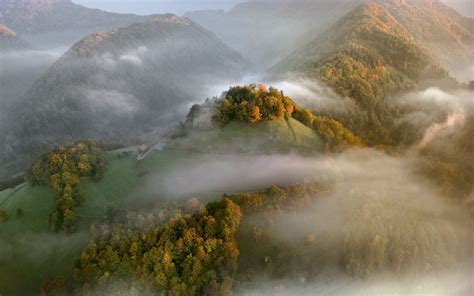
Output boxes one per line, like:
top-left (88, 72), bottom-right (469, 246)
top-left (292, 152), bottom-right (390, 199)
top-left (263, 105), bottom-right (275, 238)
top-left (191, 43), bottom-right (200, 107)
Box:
top-left (274, 2), bottom-right (458, 146)
top-left (0, 15), bottom-right (246, 179)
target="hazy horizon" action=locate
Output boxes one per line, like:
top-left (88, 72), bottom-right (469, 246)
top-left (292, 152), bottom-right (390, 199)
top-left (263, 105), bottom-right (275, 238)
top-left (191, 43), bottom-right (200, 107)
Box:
top-left (72, 0), bottom-right (474, 18)
top-left (73, 0), bottom-right (242, 15)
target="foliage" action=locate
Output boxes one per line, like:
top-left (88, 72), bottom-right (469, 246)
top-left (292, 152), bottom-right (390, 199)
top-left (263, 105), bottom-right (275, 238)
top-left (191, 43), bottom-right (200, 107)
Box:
top-left (28, 140), bottom-right (107, 232)
top-left (213, 84), bottom-right (295, 125)
top-left (73, 198), bottom-right (242, 295)
top-left (280, 3), bottom-right (453, 147)
top-left (187, 84), bottom-right (363, 150)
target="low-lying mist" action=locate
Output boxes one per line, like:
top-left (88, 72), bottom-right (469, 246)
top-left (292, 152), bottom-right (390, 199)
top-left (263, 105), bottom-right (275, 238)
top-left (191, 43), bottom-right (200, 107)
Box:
top-left (228, 149), bottom-right (471, 295)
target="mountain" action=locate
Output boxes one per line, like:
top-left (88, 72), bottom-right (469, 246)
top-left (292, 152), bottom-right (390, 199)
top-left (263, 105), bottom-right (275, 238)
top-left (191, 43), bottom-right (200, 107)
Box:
top-left (186, 0), bottom-right (358, 68)
top-left (376, 0), bottom-right (474, 81)
top-left (1, 15), bottom-right (247, 177)
top-left (273, 1), bottom-right (463, 146)
top-left (0, 23), bottom-right (28, 50)
top-left (0, 0), bottom-right (147, 46)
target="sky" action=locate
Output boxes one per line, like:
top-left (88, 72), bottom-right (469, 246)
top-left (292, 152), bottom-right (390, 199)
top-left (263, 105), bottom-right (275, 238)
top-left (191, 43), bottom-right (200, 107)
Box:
top-left (73, 0), bottom-right (242, 15)
top-left (72, 0), bottom-right (474, 18)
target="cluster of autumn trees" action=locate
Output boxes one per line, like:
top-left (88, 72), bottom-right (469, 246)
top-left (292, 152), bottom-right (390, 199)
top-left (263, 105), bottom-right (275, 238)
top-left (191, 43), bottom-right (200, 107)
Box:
top-left (28, 140), bottom-right (107, 232)
top-left (213, 84), bottom-right (296, 124)
top-left (47, 172), bottom-right (465, 294)
top-left (300, 6), bottom-right (452, 147)
top-left (73, 197), bottom-right (242, 295)
top-left (185, 84), bottom-right (363, 150)
top-left (69, 178), bottom-right (333, 295)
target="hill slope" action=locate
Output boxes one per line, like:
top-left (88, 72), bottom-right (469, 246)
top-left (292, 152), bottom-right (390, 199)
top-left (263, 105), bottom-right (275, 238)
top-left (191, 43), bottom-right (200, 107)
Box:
top-left (377, 0), bottom-right (474, 80)
top-left (0, 116), bottom-right (325, 294)
top-left (1, 15), bottom-right (247, 177)
top-left (274, 2), bottom-right (460, 146)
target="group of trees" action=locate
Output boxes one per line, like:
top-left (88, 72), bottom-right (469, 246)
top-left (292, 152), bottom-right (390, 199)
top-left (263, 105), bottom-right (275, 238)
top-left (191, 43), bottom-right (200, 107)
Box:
top-left (185, 84), bottom-right (363, 150)
top-left (212, 84), bottom-right (297, 125)
top-left (48, 170), bottom-right (465, 293)
top-left (69, 178), bottom-right (334, 295)
top-left (28, 140), bottom-right (107, 232)
top-left (73, 198), bottom-right (242, 295)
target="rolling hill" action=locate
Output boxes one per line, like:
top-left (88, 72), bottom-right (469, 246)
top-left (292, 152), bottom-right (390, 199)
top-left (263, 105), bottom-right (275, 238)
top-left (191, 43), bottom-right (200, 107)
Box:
top-left (0, 15), bottom-right (247, 179)
top-left (0, 115), bottom-right (326, 294)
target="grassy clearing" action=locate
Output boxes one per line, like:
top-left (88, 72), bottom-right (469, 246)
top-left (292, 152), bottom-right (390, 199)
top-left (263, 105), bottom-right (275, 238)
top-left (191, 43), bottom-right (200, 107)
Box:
top-left (0, 148), bottom-right (140, 295)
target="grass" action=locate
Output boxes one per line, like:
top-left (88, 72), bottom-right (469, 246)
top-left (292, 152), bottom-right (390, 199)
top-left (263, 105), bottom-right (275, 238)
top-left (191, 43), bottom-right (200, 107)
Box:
top-left (0, 119), bottom-right (322, 294)
top-left (0, 148), bottom-right (140, 295)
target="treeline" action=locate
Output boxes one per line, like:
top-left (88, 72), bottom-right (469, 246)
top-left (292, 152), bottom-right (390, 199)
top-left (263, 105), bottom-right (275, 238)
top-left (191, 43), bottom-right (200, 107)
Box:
top-left (70, 179), bottom-right (331, 295)
top-left (186, 84), bottom-right (363, 150)
top-left (28, 140), bottom-right (107, 232)
top-left (58, 175), bottom-right (463, 294)
top-left (73, 198), bottom-right (242, 295)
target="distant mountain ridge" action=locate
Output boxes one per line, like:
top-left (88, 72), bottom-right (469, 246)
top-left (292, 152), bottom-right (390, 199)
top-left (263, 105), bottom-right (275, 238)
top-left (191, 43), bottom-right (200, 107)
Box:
top-left (186, 0), bottom-right (358, 68)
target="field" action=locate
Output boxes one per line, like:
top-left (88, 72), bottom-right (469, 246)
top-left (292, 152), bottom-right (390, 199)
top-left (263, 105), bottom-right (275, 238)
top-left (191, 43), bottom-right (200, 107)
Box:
top-left (0, 148), bottom-right (140, 295)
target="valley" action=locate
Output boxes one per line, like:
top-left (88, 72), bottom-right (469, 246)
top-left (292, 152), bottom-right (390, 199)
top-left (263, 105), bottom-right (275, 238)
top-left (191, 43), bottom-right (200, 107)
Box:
top-left (0, 0), bottom-right (472, 295)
